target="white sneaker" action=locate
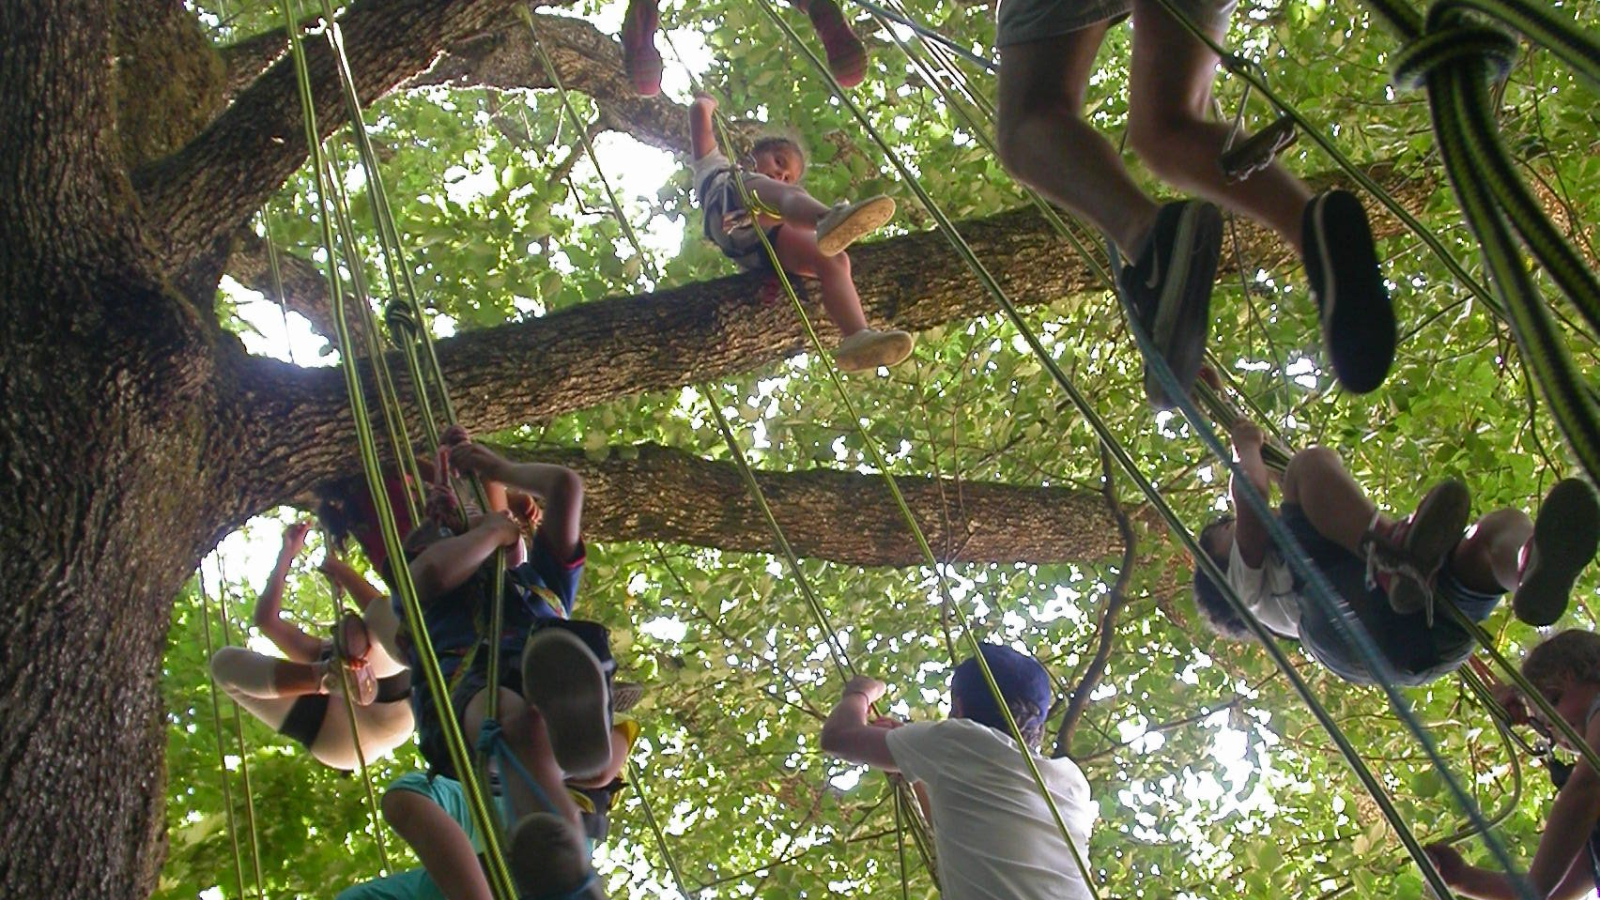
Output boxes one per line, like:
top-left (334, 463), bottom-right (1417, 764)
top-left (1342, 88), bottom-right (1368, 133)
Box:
top-left (816, 195), bottom-right (896, 257)
top-left (834, 328), bottom-right (914, 372)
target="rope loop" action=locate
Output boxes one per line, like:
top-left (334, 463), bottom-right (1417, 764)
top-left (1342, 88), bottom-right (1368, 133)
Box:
top-left (1391, 10), bottom-right (1517, 90)
top-left (384, 297), bottom-right (419, 344)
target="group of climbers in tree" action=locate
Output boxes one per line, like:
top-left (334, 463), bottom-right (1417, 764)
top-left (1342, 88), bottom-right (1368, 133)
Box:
top-left (199, 0), bottom-right (1600, 895)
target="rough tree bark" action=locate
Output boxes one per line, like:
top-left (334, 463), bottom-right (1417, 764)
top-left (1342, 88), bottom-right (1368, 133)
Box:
top-left (135, 0), bottom-right (521, 288)
top-left (317, 442), bottom-right (1127, 565)
top-left (1, 1), bottom-right (239, 895)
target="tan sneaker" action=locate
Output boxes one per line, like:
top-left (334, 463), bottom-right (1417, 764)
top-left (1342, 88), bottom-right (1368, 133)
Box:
top-left (319, 659), bottom-right (378, 706)
top-left (834, 328), bottom-right (914, 372)
top-left (816, 195), bottom-right (895, 256)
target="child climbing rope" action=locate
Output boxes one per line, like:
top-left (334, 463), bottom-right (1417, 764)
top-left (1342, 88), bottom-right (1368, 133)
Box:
top-left (334, 709), bottom-right (644, 900)
top-left (207, 522), bottom-right (415, 771)
top-left (399, 434), bottom-right (615, 898)
top-left (688, 93), bottom-right (915, 373)
top-left (820, 644), bottom-right (1099, 900)
top-left (992, 0), bottom-right (1396, 408)
top-left (1192, 417), bottom-right (1600, 684)
top-left (622, 0), bottom-right (866, 95)
top-left (1425, 630), bottom-right (1600, 899)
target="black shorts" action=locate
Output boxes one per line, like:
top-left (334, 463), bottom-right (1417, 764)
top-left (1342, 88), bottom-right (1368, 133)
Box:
top-left (278, 694), bottom-right (329, 749)
top-left (416, 618), bottom-right (614, 781)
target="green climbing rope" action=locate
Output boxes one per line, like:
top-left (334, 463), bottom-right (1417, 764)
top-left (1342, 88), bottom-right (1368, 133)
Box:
top-left (277, 2), bottom-right (517, 897)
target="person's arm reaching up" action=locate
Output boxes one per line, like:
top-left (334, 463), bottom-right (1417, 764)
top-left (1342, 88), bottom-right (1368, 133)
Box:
top-left (820, 676), bottom-right (899, 772)
top-left (1229, 419), bottom-right (1274, 569)
top-left (408, 512), bottom-right (523, 605)
top-left (689, 94), bottom-right (718, 161)
top-left (1528, 712), bottom-right (1600, 896)
top-left (450, 443), bottom-right (583, 565)
top-left (253, 522), bottom-right (325, 664)
top-left (319, 555), bottom-right (384, 611)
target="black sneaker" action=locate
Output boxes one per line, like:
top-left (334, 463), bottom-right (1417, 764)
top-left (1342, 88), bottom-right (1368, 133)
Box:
top-left (1514, 478), bottom-right (1600, 626)
top-left (1119, 200), bottom-right (1222, 410)
top-left (1303, 190), bottom-right (1394, 394)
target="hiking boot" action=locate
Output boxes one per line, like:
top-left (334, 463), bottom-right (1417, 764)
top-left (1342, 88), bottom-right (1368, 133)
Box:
top-left (621, 0), bottom-right (663, 97)
top-left (816, 195), bottom-right (895, 257)
top-left (1119, 200), bottom-right (1222, 410)
top-left (521, 628), bottom-right (612, 780)
top-left (1303, 189), bottom-right (1394, 394)
top-left (1514, 478), bottom-right (1600, 626)
top-left (834, 327), bottom-right (914, 371)
top-left (508, 813), bottom-right (602, 899)
top-left (1369, 479), bottom-right (1471, 621)
top-left (805, 0), bottom-right (867, 88)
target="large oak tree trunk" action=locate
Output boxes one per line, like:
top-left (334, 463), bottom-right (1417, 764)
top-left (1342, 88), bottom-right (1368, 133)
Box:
top-left (0, 3), bottom-right (232, 895)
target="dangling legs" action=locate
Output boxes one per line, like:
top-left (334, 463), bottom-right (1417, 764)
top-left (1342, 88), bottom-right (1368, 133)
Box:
top-left (996, 22), bottom-right (1159, 257)
top-left (621, 0), bottom-right (663, 96)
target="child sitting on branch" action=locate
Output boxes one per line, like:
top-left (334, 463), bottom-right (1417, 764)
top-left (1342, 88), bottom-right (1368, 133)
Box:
top-left (1426, 630), bottom-right (1600, 900)
top-left (1193, 417), bottom-right (1600, 685)
top-left (688, 93), bottom-right (914, 373)
top-left (208, 521), bottom-right (415, 771)
top-left (820, 644), bottom-right (1099, 899)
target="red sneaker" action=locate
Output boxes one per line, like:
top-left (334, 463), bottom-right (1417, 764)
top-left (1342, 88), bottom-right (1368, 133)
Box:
top-left (621, 0), bottom-right (663, 97)
top-left (806, 0), bottom-right (866, 89)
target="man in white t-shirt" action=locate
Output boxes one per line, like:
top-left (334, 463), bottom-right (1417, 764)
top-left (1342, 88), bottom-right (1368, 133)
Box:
top-left (819, 644), bottom-right (1098, 900)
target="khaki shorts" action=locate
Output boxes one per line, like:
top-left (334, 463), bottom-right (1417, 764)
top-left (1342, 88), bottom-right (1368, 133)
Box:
top-left (995, 0), bottom-right (1235, 48)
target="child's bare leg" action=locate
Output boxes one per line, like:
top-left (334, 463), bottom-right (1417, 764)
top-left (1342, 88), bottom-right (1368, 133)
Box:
top-left (383, 789), bottom-right (493, 900)
top-left (773, 226), bottom-right (869, 336)
top-left (743, 174), bottom-right (830, 228)
top-left (1125, 0), bottom-right (1310, 251)
top-left (1450, 510), bottom-right (1533, 595)
top-left (1280, 446), bottom-right (1386, 553)
top-left (362, 596), bottom-right (405, 674)
top-left (462, 688), bottom-right (584, 828)
top-left (211, 646), bottom-right (323, 698)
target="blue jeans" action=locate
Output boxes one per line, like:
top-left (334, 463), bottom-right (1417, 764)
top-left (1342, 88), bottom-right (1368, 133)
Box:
top-left (1280, 503), bottom-right (1500, 686)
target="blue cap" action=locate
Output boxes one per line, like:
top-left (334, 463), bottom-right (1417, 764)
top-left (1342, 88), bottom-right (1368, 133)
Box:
top-left (950, 644), bottom-right (1052, 734)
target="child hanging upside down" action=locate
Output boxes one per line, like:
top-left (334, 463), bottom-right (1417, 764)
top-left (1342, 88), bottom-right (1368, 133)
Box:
top-left (621, 0), bottom-right (867, 96)
top-left (397, 435), bottom-right (615, 899)
top-left (1426, 630), bottom-right (1600, 900)
top-left (208, 522), bottom-right (415, 771)
top-left (1193, 418), bottom-right (1600, 685)
top-left (688, 93), bottom-right (914, 373)
top-left (820, 644), bottom-right (1099, 900)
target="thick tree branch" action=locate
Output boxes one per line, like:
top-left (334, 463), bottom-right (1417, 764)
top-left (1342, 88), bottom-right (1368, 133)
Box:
top-left (226, 227), bottom-right (367, 347)
top-left (410, 11), bottom-right (687, 152)
top-left (309, 440), bottom-right (1123, 565)
top-left (532, 442), bottom-right (1123, 565)
top-left (231, 159), bottom-right (1437, 513)
top-left (136, 0), bottom-right (518, 283)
